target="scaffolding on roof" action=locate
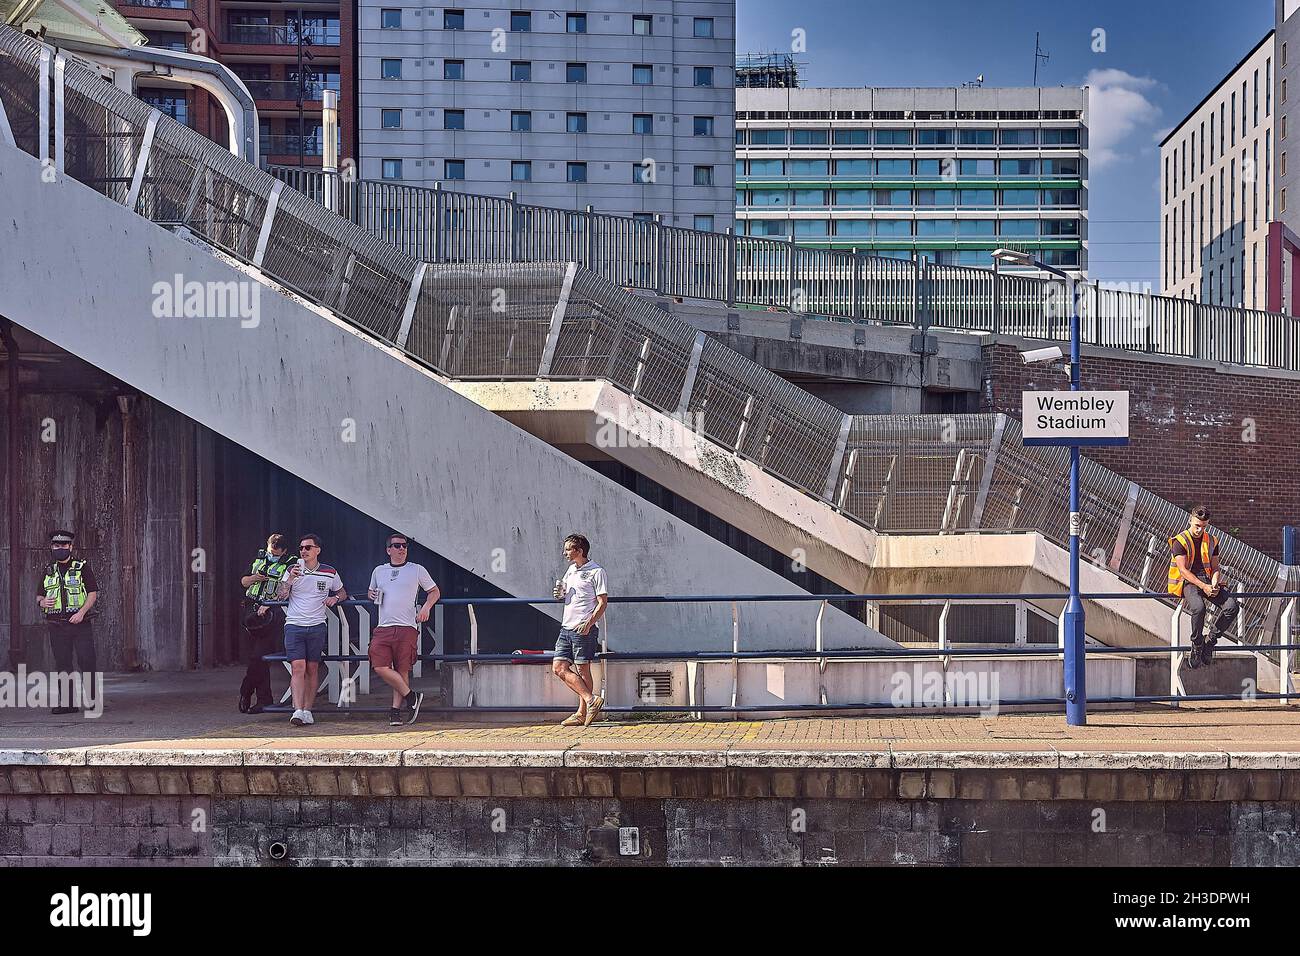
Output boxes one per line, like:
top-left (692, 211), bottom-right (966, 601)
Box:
top-left (735, 52), bottom-right (800, 88)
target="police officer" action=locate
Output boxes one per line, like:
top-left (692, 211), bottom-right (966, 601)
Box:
top-left (237, 532), bottom-right (292, 713)
top-left (37, 529), bottom-right (100, 715)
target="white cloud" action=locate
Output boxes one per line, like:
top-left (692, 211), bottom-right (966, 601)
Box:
top-left (1085, 69), bottom-right (1162, 170)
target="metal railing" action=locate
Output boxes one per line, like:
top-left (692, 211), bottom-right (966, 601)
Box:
top-left (257, 590), bottom-right (1300, 715)
top-left (240, 78), bottom-right (338, 101)
top-left (259, 133), bottom-right (323, 156)
top-left (266, 164), bottom-right (1300, 372)
top-left (225, 23), bottom-right (340, 46)
top-left (2, 23), bottom-right (1295, 661)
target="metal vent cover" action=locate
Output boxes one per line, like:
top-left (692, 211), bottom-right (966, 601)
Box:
top-left (636, 670), bottom-right (673, 703)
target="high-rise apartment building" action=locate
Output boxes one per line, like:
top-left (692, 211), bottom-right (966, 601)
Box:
top-left (735, 85), bottom-right (1087, 273)
top-left (112, 0), bottom-right (355, 168)
top-left (356, 1), bottom-right (735, 229)
top-left (1159, 32), bottom-right (1272, 307)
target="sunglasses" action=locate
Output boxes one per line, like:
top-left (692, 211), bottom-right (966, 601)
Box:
top-left (388, 542), bottom-right (408, 550)
top-left (299, 545), bottom-right (318, 551)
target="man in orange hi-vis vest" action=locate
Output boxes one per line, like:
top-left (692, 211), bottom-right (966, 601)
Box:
top-left (1168, 504), bottom-right (1240, 669)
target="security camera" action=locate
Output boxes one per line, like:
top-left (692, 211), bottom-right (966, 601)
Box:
top-left (1020, 346), bottom-right (1064, 365)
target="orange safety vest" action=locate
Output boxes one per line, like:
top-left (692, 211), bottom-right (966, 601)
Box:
top-left (1167, 529), bottom-right (1216, 597)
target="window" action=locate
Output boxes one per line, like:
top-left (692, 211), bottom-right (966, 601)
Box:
top-left (1283, 151), bottom-right (1289, 177)
top-left (381, 59), bottom-right (402, 79)
top-left (914, 188), bottom-right (955, 205)
top-left (506, 111), bottom-right (530, 132)
top-left (443, 8), bottom-right (464, 30)
top-left (1040, 158), bottom-right (1078, 177)
top-left (633, 162), bottom-right (653, 183)
top-left (916, 129), bottom-right (954, 145)
top-left (511, 61), bottom-right (531, 82)
top-left (566, 12), bottom-right (586, 33)
top-left (633, 64), bottom-right (653, 85)
top-left (876, 129), bottom-right (912, 146)
top-left (693, 17), bottom-right (714, 38)
top-left (832, 188), bottom-right (870, 206)
top-left (633, 14), bottom-right (651, 35)
top-left (1285, 78), bottom-right (1289, 105)
top-left (1001, 189), bottom-right (1039, 206)
top-left (789, 159), bottom-right (828, 176)
top-left (443, 60), bottom-right (463, 80)
top-left (444, 160), bottom-right (464, 180)
top-left (1041, 128), bottom-right (1080, 145)
top-left (958, 189), bottom-right (995, 206)
top-left (874, 189), bottom-right (910, 206)
top-left (792, 129), bottom-right (828, 145)
top-left (915, 159), bottom-right (946, 176)
top-left (567, 62), bottom-right (587, 83)
top-left (694, 116), bottom-right (714, 136)
top-left (794, 220), bottom-right (829, 237)
top-left (633, 114), bottom-right (653, 134)
top-left (750, 129), bottom-right (787, 145)
top-left (1000, 159), bottom-right (1039, 176)
top-left (380, 8), bottom-right (401, 29)
top-left (693, 66), bottom-right (714, 87)
top-left (1000, 128), bottom-right (1037, 145)
top-left (834, 159), bottom-right (872, 176)
top-left (1043, 189), bottom-right (1080, 206)
top-left (833, 129), bottom-right (869, 145)
top-left (959, 159), bottom-right (995, 176)
top-left (381, 108), bottom-right (401, 129)
top-left (834, 220), bottom-right (871, 237)
top-left (694, 165), bottom-right (714, 186)
top-left (876, 159), bottom-right (911, 176)
top-left (382, 158), bottom-right (402, 180)
top-left (566, 112), bottom-right (587, 133)
top-left (1041, 219), bottom-right (1080, 236)
top-left (694, 215), bottom-right (714, 232)
top-left (872, 220), bottom-right (911, 238)
top-left (915, 219), bottom-right (955, 237)
top-left (958, 219), bottom-right (995, 236)
top-left (567, 162), bottom-right (587, 183)
top-left (792, 188), bottom-right (823, 205)
top-left (748, 158), bottom-right (783, 176)
top-left (958, 129), bottom-right (995, 146)
top-left (444, 109), bottom-right (464, 130)
top-left (749, 220), bottom-right (788, 237)
top-left (511, 161), bottom-right (531, 182)
top-left (510, 11), bottom-right (530, 31)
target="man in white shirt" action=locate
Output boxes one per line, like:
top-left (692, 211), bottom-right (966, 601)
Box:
top-left (367, 532), bottom-right (440, 726)
top-left (274, 533), bottom-right (347, 727)
top-left (550, 533), bottom-right (608, 727)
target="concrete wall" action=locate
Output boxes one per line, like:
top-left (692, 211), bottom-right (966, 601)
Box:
top-left (0, 142), bottom-right (880, 655)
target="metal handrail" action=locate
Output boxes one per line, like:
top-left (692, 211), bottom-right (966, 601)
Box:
top-left (266, 163), bottom-right (1300, 373)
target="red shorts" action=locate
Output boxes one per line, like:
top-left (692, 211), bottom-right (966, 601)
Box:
top-left (369, 625), bottom-right (418, 672)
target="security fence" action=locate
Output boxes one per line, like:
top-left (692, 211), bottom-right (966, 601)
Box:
top-left (265, 165), bottom-right (1300, 373)
top-left (2, 24), bottom-right (1295, 656)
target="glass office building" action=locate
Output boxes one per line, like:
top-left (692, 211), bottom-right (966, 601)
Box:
top-left (735, 85), bottom-right (1088, 274)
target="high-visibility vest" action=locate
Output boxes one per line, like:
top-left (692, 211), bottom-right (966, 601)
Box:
top-left (245, 551), bottom-right (292, 601)
top-left (42, 560), bottom-right (89, 615)
top-left (1167, 530), bottom-right (1216, 597)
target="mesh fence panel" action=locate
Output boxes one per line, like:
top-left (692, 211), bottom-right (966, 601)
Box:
top-left (0, 28), bottom-right (42, 157)
top-left (59, 57), bottom-right (153, 204)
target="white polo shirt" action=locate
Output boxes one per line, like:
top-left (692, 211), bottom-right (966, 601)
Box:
top-left (560, 560), bottom-right (608, 630)
top-left (279, 562), bottom-right (345, 626)
top-left (368, 561), bottom-right (437, 629)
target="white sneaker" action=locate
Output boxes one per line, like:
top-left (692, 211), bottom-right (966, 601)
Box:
top-left (300, 710), bottom-right (315, 725)
top-left (290, 709), bottom-right (305, 726)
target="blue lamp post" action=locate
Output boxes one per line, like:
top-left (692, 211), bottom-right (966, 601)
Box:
top-left (992, 248), bottom-right (1086, 726)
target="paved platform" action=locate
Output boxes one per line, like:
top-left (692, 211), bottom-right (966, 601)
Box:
top-left (3, 668), bottom-right (1300, 769)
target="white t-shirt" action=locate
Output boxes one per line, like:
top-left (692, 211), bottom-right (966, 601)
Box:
top-left (279, 562), bottom-right (345, 626)
top-left (560, 560), bottom-right (608, 630)
top-left (369, 561), bottom-right (437, 629)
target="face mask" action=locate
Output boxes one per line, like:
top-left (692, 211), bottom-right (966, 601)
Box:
top-left (51, 547), bottom-right (72, 560)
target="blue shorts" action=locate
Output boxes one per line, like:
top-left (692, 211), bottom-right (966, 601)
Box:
top-left (554, 626), bottom-right (599, 665)
top-left (284, 622), bottom-right (328, 662)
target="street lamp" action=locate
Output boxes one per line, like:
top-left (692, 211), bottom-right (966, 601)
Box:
top-left (991, 248), bottom-right (1086, 726)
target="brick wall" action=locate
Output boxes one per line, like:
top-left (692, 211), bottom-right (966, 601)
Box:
top-left (983, 342), bottom-right (1300, 559)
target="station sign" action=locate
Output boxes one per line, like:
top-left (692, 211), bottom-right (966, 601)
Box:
top-left (1021, 390), bottom-right (1129, 446)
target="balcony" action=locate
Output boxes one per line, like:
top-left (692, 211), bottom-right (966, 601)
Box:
top-left (260, 133), bottom-right (323, 157)
top-left (122, 0), bottom-right (191, 7)
top-left (240, 78), bottom-right (340, 102)
top-left (225, 23), bottom-right (340, 46)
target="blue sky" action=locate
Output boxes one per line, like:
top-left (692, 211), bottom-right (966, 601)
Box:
top-left (736, 0), bottom-right (1276, 287)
